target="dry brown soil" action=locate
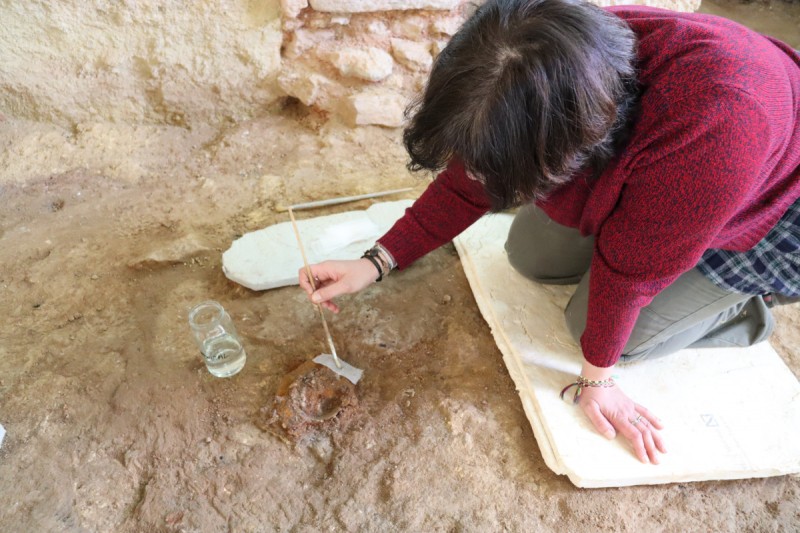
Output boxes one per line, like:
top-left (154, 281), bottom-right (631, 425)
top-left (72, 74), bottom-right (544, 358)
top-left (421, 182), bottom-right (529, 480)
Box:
top-left (0, 3), bottom-right (799, 532)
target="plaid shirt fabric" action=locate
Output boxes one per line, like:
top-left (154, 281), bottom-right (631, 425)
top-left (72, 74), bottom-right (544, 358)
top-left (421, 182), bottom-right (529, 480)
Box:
top-left (697, 196), bottom-right (800, 297)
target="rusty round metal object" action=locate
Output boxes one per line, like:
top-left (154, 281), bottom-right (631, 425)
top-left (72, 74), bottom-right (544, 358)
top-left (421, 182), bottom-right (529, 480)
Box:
top-left (267, 360), bottom-right (359, 440)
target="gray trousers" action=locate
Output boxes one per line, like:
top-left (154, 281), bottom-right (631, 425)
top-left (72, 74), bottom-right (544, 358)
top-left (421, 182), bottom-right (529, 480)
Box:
top-left (504, 205), bottom-right (774, 363)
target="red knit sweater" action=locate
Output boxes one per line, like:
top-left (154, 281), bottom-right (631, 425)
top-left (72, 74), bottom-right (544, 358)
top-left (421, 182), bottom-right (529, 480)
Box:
top-left (378, 7), bottom-right (800, 367)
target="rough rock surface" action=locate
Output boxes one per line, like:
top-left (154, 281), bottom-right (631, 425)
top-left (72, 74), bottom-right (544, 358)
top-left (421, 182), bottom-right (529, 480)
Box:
top-left (0, 1), bottom-right (283, 129)
top-left (344, 89), bottom-right (409, 127)
top-left (129, 233), bottom-right (213, 269)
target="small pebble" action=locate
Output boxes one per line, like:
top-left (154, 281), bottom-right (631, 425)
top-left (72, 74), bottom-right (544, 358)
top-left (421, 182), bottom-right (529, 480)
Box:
top-left (442, 294), bottom-right (452, 304)
top-left (90, 274), bottom-right (99, 280)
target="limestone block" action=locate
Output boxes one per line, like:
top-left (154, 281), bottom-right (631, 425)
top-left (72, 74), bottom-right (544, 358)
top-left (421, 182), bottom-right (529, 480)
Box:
top-left (309, 0), bottom-right (461, 13)
top-left (281, 0), bottom-right (309, 18)
top-left (327, 47), bottom-right (394, 82)
top-left (391, 16), bottom-right (429, 39)
top-left (391, 38), bottom-right (433, 70)
top-left (431, 16), bottom-right (463, 36)
top-left (278, 71), bottom-right (332, 106)
top-left (342, 89), bottom-right (408, 127)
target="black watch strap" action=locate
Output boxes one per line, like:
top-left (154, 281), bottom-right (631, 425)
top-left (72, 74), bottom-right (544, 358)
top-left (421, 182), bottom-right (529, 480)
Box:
top-left (361, 253), bottom-right (383, 282)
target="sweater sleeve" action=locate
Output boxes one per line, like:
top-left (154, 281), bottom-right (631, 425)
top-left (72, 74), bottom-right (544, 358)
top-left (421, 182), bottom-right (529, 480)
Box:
top-left (377, 159), bottom-right (492, 269)
top-left (581, 86), bottom-right (773, 367)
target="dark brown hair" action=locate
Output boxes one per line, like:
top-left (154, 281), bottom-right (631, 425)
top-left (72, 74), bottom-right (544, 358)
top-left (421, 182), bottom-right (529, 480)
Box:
top-left (403, 0), bottom-right (638, 211)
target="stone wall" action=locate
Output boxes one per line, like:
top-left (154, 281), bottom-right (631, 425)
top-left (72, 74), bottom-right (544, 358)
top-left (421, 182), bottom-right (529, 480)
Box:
top-left (0, 0), bottom-right (699, 129)
top-left (278, 0), bottom-right (701, 126)
top-left (278, 2), bottom-right (466, 126)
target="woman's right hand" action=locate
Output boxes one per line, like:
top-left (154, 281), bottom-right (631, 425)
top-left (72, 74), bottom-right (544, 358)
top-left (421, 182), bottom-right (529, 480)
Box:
top-left (298, 259), bottom-right (381, 313)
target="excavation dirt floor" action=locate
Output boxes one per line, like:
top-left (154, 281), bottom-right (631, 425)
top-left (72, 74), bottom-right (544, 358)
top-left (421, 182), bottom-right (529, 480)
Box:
top-left (1, 2), bottom-right (799, 531)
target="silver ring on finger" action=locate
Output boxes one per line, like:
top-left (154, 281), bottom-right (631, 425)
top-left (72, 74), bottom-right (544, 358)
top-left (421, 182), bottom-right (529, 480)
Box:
top-left (630, 414), bottom-right (644, 426)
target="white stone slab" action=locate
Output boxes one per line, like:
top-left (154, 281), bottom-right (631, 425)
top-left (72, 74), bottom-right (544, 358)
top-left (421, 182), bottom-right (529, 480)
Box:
top-left (453, 213), bottom-right (800, 488)
top-left (222, 200), bottom-right (413, 291)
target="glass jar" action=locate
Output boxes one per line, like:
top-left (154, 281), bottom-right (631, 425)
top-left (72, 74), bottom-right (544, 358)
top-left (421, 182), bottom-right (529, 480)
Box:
top-left (188, 301), bottom-right (246, 377)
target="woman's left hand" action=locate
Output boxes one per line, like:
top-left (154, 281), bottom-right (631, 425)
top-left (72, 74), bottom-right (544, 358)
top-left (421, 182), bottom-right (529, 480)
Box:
top-left (578, 384), bottom-right (667, 464)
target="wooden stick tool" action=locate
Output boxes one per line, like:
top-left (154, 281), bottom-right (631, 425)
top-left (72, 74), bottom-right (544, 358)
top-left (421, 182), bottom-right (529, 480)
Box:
top-left (288, 209), bottom-right (364, 384)
top-left (287, 207), bottom-right (343, 369)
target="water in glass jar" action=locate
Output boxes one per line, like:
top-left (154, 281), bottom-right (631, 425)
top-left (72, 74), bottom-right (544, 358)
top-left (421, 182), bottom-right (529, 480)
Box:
top-left (202, 333), bottom-right (246, 377)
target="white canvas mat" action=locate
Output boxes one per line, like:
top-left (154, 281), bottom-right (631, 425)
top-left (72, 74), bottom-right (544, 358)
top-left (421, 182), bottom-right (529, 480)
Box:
top-left (453, 213), bottom-right (800, 488)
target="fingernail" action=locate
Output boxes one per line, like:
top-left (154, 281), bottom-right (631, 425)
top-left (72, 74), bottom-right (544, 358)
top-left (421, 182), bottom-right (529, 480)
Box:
top-left (312, 293), bottom-right (321, 303)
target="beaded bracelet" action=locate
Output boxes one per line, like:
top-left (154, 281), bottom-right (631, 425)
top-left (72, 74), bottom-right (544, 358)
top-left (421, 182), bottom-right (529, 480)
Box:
top-left (373, 243), bottom-right (397, 272)
top-left (559, 375), bottom-right (616, 404)
top-left (362, 244), bottom-right (397, 283)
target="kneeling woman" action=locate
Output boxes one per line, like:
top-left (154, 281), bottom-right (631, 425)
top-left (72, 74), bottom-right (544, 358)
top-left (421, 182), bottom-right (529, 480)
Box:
top-left (299, 0), bottom-right (800, 463)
